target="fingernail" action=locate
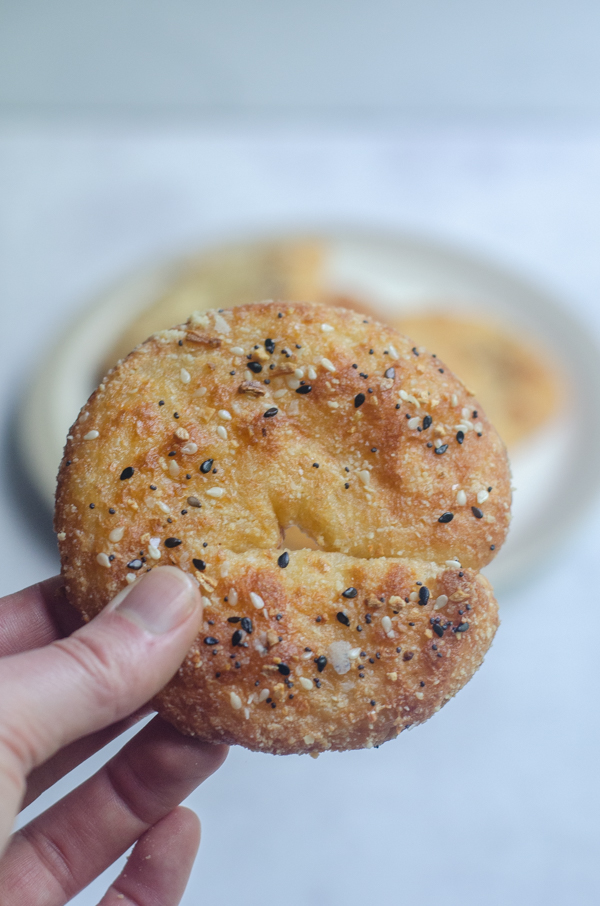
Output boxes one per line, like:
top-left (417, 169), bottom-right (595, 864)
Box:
top-left (112, 567), bottom-right (201, 634)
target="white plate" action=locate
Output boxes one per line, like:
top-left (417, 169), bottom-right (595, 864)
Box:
top-left (20, 229), bottom-right (600, 591)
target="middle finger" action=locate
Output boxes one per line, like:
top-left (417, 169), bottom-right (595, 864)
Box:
top-left (0, 717), bottom-right (227, 906)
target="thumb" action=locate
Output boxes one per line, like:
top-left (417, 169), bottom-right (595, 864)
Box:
top-left (0, 567), bottom-right (202, 806)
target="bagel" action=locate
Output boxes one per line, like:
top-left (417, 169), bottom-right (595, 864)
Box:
top-left (55, 301), bottom-right (511, 754)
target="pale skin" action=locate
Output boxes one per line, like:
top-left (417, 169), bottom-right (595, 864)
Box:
top-left (0, 566), bottom-right (228, 905)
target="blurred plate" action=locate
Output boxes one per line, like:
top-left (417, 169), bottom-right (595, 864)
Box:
top-left (21, 229), bottom-right (600, 590)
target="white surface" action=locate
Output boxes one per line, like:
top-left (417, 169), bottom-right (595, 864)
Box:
top-left (3, 1), bottom-right (600, 119)
top-left (3, 123), bottom-right (600, 904)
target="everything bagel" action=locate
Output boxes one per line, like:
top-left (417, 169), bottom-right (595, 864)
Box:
top-left (55, 301), bottom-right (511, 754)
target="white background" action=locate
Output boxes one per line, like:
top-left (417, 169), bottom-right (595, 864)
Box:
top-left (2, 1), bottom-right (600, 903)
top-left (1, 122), bottom-right (600, 905)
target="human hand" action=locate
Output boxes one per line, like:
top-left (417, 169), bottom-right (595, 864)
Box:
top-left (0, 566), bottom-right (228, 905)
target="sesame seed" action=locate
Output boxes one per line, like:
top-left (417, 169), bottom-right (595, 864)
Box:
top-left (230, 691), bottom-right (243, 710)
top-left (250, 592), bottom-right (265, 609)
top-left (336, 612), bottom-right (350, 626)
top-left (456, 431), bottom-right (465, 444)
top-left (180, 368), bottom-right (191, 384)
top-left (109, 526), bottom-right (124, 543)
top-left (168, 460), bottom-right (180, 478)
top-left (434, 595), bottom-right (448, 610)
top-left (385, 367), bottom-right (396, 379)
top-left (321, 323), bottom-right (334, 332)
top-left (477, 489), bottom-right (489, 504)
top-left (299, 677), bottom-right (313, 691)
top-left (216, 426), bottom-right (228, 440)
top-left (187, 496), bottom-right (201, 508)
top-left (231, 346), bottom-right (245, 356)
top-left (357, 470), bottom-right (370, 486)
top-left (315, 655), bottom-right (327, 672)
top-left (206, 487), bottom-right (225, 498)
top-left (127, 558), bottom-right (143, 570)
top-left (457, 490), bottom-right (467, 505)
top-left (438, 512), bottom-right (454, 523)
top-left (418, 586), bottom-right (430, 605)
top-left (388, 344), bottom-right (399, 359)
top-left (456, 622), bottom-right (470, 633)
top-left (264, 407), bottom-right (278, 417)
top-left (342, 587), bottom-right (358, 598)
top-left (408, 416), bottom-right (420, 429)
top-left (277, 551), bottom-right (290, 568)
top-left (248, 362), bottom-right (262, 374)
top-left (84, 430), bottom-right (99, 440)
top-left (231, 629), bottom-right (243, 646)
top-left (96, 552), bottom-right (111, 568)
top-left (321, 357), bottom-right (336, 372)
top-left (435, 444), bottom-right (448, 455)
top-left (472, 506), bottom-right (484, 519)
top-left (354, 393), bottom-right (366, 408)
top-left (382, 615), bottom-right (392, 633)
top-left (296, 385), bottom-right (312, 395)
top-left (164, 537), bottom-right (182, 548)
top-left (278, 663), bottom-right (291, 676)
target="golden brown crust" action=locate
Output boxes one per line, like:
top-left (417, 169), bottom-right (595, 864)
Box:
top-left (55, 301), bottom-right (510, 753)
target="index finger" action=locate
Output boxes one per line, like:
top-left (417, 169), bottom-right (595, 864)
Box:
top-left (0, 577), bottom-right (84, 658)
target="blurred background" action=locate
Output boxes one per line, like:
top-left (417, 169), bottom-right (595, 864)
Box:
top-left (3, 2), bottom-right (600, 904)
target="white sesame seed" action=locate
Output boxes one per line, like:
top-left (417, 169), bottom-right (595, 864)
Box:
top-left (250, 591), bottom-right (265, 609)
top-left (456, 490), bottom-right (467, 506)
top-left (399, 389), bottom-right (409, 401)
top-left (321, 357), bottom-right (336, 372)
top-left (109, 526), bottom-right (124, 543)
top-left (258, 688), bottom-right (270, 702)
top-left (201, 596), bottom-right (212, 608)
top-left (286, 376), bottom-right (301, 390)
top-left (228, 588), bottom-right (238, 606)
top-left (349, 647), bottom-right (362, 659)
top-left (57, 531), bottom-right (66, 541)
top-left (307, 365), bottom-right (317, 379)
top-left (409, 591), bottom-right (419, 602)
top-left (126, 573), bottom-right (137, 584)
top-left (327, 400), bottom-right (339, 409)
top-left (321, 323), bottom-right (334, 332)
top-left (303, 733), bottom-right (315, 745)
top-left (299, 677), bottom-right (313, 690)
top-left (474, 422), bottom-right (483, 433)
top-left (218, 409), bottom-right (232, 420)
top-left (477, 490), bottom-right (489, 504)
top-left (451, 394), bottom-right (458, 406)
top-left (180, 368), bottom-right (191, 384)
top-left (388, 344), bottom-right (399, 359)
top-left (230, 691), bottom-right (242, 710)
top-left (217, 426), bottom-right (228, 440)
top-left (434, 594), bottom-right (449, 610)
top-left (206, 487), bottom-right (225, 498)
top-left (96, 553), bottom-right (111, 568)
top-left (357, 469), bottom-right (370, 486)
top-left (230, 346), bottom-right (245, 356)
top-left (294, 368), bottom-right (304, 378)
top-left (408, 416), bottom-right (420, 429)
top-left (445, 558), bottom-right (461, 568)
top-left (194, 387), bottom-right (207, 397)
top-left (168, 460), bottom-right (180, 478)
top-left (244, 708), bottom-right (250, 719)
top-left (148, 545), bottom-right (161, 560)
top-left (244, 370), bottom-right (252, 381)
top-left (382, 615), bottom-right (393, 633)
top-left (157, 501), bottom-right (170, 514)
top-left (84, 430), bottom-right (99, 440)
top-left (181, 442), bottom-right (198, 454)
top-left (415, 691), bottom-right (424, 700)
top-left (272, 388), bottom-right (287, 398)
top-left (461, 407), bottom-right (471, 419)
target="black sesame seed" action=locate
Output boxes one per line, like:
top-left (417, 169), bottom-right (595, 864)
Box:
top-left (315, 655), bottom-right (327, 672)
top-left (108, 554), bottom-right (115, 561)
top-left (471, 506), bottom-right (484, 519)
top-left (278, 312), bottom-right (283, 318)
top-left (344, 483), bottom-right (350, 489)
top-left (109, 507), bottom-right (116, 514)
top-left (352, 363), bottom-right (358, 369)
top-left (248, 361), bottom-right (262, 373)
top-left (342, 587), bottom-right (358, 598)
top-left (231, 630), bottom-right (243, 646)
top-left (412, 347), bottom-right (419, 356)
top-left (456, 622), bottom-right (470, 632)
top-left (370, 700), bottom-right (376, 707)
top-left (204, 637), bottom-right (219, 645)
top-left (181, 509), bottom-right (188, 515)
top-left (149, 485), bottom-right (157, 490)
top-left (490, 544), bottom-right (496, 551)
top-left (488, 486), bottom-right (493, 492)
top-left (164, 537), bottom-right (182, 548)
top-left (168, 451), bottom-right (176, 457)
top-left (438, 512), bottom-right (454, 523)
top-left (396, 403), bottom-right (401, 410)
top-left (277, 663), bottom-right (291, 676)
top-left (433, 623), bottom-right (444, 637)
top-left (89, 503), bottom-right (95, 509)
top-left (277, 551), bottom-right (290, 568)
top-left (419, 586), bottom-right (430, 606)
top-left (127, 559), bottom-right (143, 570)
top-left (385, 367), bottom-right (396, 379)
top-left (241, 617), bottom-right (253, 633)
top-left (159, 400), bottom-right (164, 406)
top-left (264, 407), bottom-right (278, 417)
top-left (203, 542), bottom-right (208, 547)
top-left (336, 612), bottom-right (350, 626)
top-left (264, 379), bottom-right (270, 385)
top-left (192, 558), bottom-right (206, 571)
top-left (120, 467), bottom-right (134, 480)
top-left (296, 384), bottom-right (312, 395)
top-left (200, 459), bottom-right (214, 473)
top-left (422, 415), bottom-right (432, 430)
top-left (434, 444), bottom-right (448, 455)
top-left (354, 393), bottom-right (366, 408)
top-left (365, 614), bottom-right (372, 624)
top-left (227, 616), bottom-right (241, 623)
top-left (456, 431), bottom-right (464, 444)
top-left (438, 368), bottom-right (444, 373)
top-left (173, 412), bottom-right (179, 418)
top-left (313, 462), bottom-right (319, 467)
top-left (265, 338), bottom-right (275, 354)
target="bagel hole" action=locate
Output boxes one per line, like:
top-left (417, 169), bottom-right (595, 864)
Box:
top-left (281, 525), bottom-right (322, 551)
